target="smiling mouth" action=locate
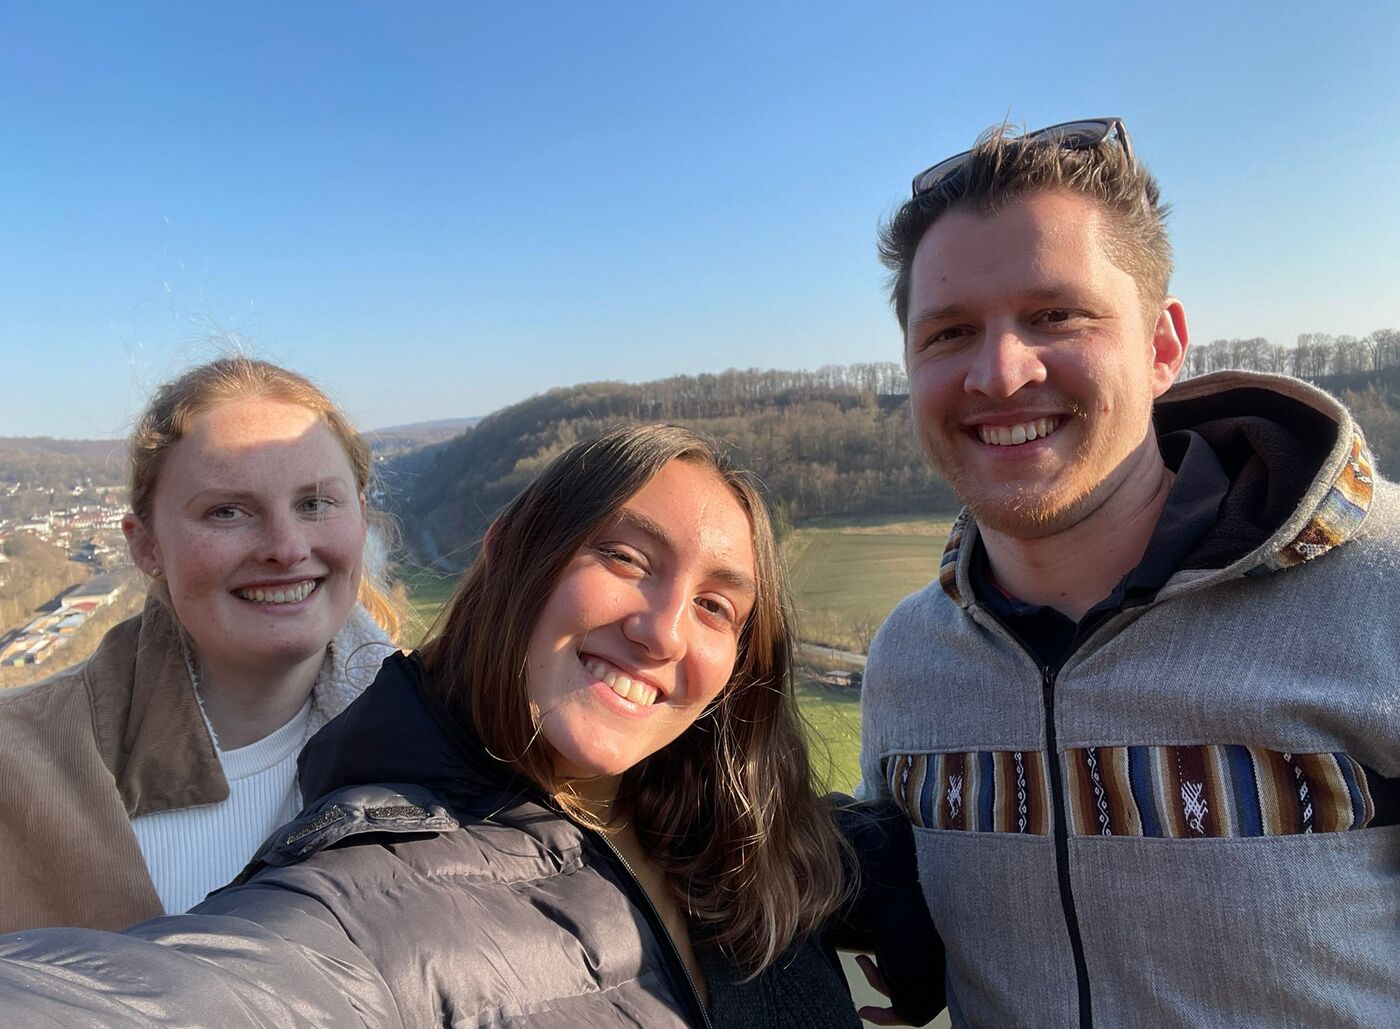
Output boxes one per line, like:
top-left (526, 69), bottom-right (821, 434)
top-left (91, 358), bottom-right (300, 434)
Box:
top-left (234, 579), bottom-right (319, 605)
top-left (580, 654), bottom-right (659, 706)
top-left (976, 416), bottom-right (1062, 447)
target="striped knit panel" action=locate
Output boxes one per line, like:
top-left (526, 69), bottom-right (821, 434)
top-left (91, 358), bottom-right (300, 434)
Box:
top-left (1062, 745), bottom-right (1375, 839)
top-left (887, 746), bottom-right (1373, 838)
top-left (885, 751), bottom-right (1052, 834)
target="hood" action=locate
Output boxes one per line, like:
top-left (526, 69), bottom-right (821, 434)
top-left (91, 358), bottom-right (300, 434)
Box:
top-left (297, 650), bottom-right (530, 813)
top-left (940, 371), bottom-right (1376, 607)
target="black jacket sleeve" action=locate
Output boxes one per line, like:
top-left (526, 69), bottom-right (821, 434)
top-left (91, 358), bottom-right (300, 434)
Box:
top-left (827, 796), bottom-right (945, 1026)
top-left (0, 893), bottom-right (402, 1028)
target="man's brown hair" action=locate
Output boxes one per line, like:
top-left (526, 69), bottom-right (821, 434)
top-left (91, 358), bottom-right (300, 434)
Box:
top-left (879, 123), bottom-right (1173, 331)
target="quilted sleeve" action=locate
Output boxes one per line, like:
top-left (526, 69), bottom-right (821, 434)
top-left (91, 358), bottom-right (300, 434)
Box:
top-left (0, 896), bottom-right (402, 1028)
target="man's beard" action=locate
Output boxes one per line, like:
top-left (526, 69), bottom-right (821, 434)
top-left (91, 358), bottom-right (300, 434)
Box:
top-left (965, 478), bottom-right (1106, 539)
top-left (919, 409), bottom-right (1114, 540)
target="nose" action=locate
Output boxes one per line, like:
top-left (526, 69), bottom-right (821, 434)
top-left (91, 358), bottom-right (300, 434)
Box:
top-left (258, 511), bottom-right (311, 567)
top-left (963, 328), bottom-right (1047, 398)
top-left (622, 582), bottom-right (687, 661)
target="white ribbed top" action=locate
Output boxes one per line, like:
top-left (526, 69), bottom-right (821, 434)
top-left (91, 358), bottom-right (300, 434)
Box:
top-left (131, 697), bottom-right (312, 914)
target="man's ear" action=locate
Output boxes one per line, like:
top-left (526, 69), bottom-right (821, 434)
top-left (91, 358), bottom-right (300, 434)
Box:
top-left (1150, 297), bottom-right (1189, 398)
top-left (122, 513), bottom-right (161, 577)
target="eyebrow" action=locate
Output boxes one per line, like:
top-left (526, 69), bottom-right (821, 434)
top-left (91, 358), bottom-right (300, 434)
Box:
top-left (183, 478), bottom-right (353, 505)
top-left (907, 302), bottom-right (971, 329)
top-left (908, 285), bottom-right (1098, 330)
top-left (612, 508), bottom-right (758, 597)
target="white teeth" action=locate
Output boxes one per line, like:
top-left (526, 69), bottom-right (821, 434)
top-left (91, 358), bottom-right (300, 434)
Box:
top-left (237, 581), bottom-right (315, 604)
top-left (978, 416), bottom-right (1060, 446)
top-left (582, 657), bottom-right (658, 706)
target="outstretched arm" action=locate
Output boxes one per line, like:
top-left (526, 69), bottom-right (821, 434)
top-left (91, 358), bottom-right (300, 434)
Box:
top-left (0, 892), bottom-right (402, 1028)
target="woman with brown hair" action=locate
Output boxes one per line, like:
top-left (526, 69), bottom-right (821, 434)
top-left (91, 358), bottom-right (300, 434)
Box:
top-left (0, 356), bottom-right (399, 933)
top-left (0, 423), bottom-right (938, 1026)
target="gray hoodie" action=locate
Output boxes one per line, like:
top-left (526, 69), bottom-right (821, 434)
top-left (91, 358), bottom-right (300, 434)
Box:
top-left (860, 371), bottom-right (1400, 1028)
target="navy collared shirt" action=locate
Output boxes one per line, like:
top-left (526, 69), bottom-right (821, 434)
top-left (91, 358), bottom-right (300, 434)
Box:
top-left (970, 430), bottom-right (1230, 671)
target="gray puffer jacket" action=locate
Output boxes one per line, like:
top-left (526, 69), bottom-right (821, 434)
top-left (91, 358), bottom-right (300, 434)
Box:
top-left (0, 651), bottom-right (940, 1027)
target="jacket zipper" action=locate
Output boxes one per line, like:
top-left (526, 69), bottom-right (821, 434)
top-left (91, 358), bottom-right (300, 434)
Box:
top-left (592, 830), bottom-right (715, 1029)
top-left (971, 613), bottom-right (1098, 1027)
top-left (1041, 663), bottom-right (1093, 1029)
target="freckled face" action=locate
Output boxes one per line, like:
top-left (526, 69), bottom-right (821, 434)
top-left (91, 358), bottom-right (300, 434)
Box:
top-left (904, 190), bottom-right (1181, 538)
top-left (524, 459), bottom-right (758, 781)
top-left (124, 398), bottom-right (366, 680)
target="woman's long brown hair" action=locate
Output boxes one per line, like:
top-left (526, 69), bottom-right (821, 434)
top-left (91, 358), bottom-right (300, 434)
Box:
top-left (419, 423), bottom-right (850, 975)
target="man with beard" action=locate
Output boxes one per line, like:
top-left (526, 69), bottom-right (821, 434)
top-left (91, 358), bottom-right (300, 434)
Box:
top-left (859, 119), bottom-right (1399, 1028)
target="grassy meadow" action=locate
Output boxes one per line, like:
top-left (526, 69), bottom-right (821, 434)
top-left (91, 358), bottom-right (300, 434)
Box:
top-left (783, 516), bottom-right (953, 792)
top-left (786, 516), bottom-right (951, 654)
top-left (398, 514), bottom-right (954, 794)
top-left (397, 564), bottom-right (459, 645)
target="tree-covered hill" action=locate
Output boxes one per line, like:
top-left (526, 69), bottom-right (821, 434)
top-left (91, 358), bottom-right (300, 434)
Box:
top-left (381, 364), bottom-right (955, 569)
top-left (0, 438), bottom-right (125, 487)
top-left (383, 353), bottom-right (1400, 572)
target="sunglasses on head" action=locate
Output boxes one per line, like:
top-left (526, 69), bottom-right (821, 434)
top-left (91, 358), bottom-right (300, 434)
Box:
top-left (910, 117), bottom-right (1134, 197)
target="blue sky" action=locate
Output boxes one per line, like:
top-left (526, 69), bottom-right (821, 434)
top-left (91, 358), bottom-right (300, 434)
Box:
top-left (3, 1), bottom-right (1397, 438)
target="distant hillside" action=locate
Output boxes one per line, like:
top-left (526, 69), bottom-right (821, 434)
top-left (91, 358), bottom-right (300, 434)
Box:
top-left (382, 364), bottom-right (956, 569)
top-left (0, 419), bottom-right (479, 476)
top-left (0, 438), bottom-right (125, 484)
top-left (383, 359), bottom-right (1400, 571)
top-left (0, 536), bottom-right (90, 639)
top-left (1178, 330), bottom-right (1400, 469)
top-left (0, 438), bottom-right (126, 522)
top-left (367, 418), bottom-right (480, 459)
top-left (1310, 366), bottom-right (1400, 399)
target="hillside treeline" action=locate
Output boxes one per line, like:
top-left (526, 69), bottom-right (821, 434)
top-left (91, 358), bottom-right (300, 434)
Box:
top-left (1166, 330), bottom-right (1400, 464)
top-left (0, 438), bottom-right (125, 484)
top-left (386, 354), bottom-right (1400, 570)
top-left (0, 439), bottom-right (126, 521)
top-left (1336, 384), bottom-right (1400, 471)
top-left (1181, 329), bottom-right (1400, 380)
top-left (384, 364), bottom-right (951, 568)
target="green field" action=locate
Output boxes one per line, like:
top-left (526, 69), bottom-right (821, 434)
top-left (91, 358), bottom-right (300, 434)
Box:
top-left (397, 565), bottom-right (459, 645)
top-left (396, 515), bottom-right (954, 795)
top-left (783, 516), bottom-right (953, 792)
top-left (795, 679), bottom-right (865, 793)
top-left (786, 515), bottom-right (951, 653)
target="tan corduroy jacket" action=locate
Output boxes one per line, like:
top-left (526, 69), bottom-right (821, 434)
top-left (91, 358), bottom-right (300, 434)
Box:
top-left (0, 597), bottom-right (390, 933)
